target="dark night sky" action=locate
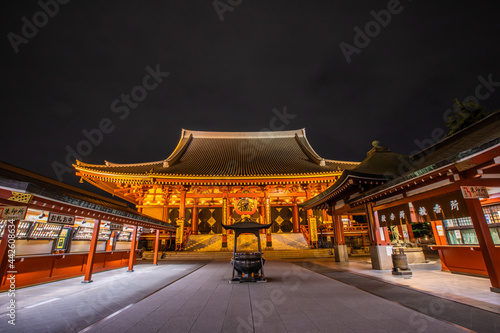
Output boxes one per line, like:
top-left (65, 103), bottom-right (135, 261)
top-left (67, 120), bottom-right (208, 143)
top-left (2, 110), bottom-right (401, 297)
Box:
top-left (2, 1), bottom-right (500, 195)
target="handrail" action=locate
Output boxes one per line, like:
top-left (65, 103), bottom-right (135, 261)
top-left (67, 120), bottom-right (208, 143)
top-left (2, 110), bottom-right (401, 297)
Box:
top-left (300, 225), bottom-right (310, 245)
top-left (182, 227), bottom-right (192, 248)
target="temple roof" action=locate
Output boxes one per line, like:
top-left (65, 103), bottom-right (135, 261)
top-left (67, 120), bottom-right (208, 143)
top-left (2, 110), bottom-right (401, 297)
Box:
top-left (300, 144), bottom-right (409, 209)
top-left (0, 162), bottom-right (176, 230)
top-left (301, 110), bottom-right (500, 210)
top-left (76, 129), bottom-right (358, 178)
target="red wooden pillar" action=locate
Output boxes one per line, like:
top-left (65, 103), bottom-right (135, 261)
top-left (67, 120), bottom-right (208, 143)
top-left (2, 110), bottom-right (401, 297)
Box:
top-left (128, 226), bottom-right (138, 272)
top-left (292, 198), bottom-right (300, 233)
top-left (259, 203), bottom-right (266, 234)
top-left (332, 215), bottom-right (345, 245)
top-left (226, 194), bottom-right (232, 234)
top-left (0, 220), bottom-right (19, 282)
top-left (153, 229), bottom-right (160, 265)
top-left (465, 198), bottom-right (500, 292)
top-left (222, 195), bottom-right (228, 248)
top-left (179, 187), bottom-right (187, 220)
top-left (82, 220), bottom-right (101, 283)
top-left (106, 230), bottom-right (116, 252)
top-left (406, 222), bottom-right (415, 242)
top-left (265, 192), bottom-right (272, 248)
top-left (365, 203), bottom-right (389, 246)
top-left (192, 201), bottom-right (198, 235)
top-left (322, 209), bottom-right (329, 225)
top-left (304, 185), bottom-right (312, 232)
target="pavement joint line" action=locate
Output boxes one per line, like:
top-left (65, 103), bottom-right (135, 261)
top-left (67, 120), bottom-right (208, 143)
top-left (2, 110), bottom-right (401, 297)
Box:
top-left (293, 260), bottom-right (483, 333)
top-left (78, 303), bottom-right (134, 333)
top-left (77, 260), bottom-right (211, 333)
top-left (25, 297), bottom-right (61, 309)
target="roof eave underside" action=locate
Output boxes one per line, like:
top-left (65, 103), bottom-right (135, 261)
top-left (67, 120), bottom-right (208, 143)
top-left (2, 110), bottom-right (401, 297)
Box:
top-left (347, 136), bottom-right (500, 206)
top-left (0, 176), bottom-right (175, 230)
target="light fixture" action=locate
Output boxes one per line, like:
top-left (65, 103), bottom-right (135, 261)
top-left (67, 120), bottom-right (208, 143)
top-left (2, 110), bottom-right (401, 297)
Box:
top-left (81, 218), bottom-right (87, 225)
top-left (38, 211), bottom-right (45, 219)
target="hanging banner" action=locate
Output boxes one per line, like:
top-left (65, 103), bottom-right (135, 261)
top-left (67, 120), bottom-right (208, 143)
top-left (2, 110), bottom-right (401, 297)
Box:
top-left (412, 191), bottom-right (470, 222)
top-left (377, 203), bottom-right (412, 227)
top-left (0, 205), bottom-right (27, 220)
top-left (175, 218), bottom-right (185, 245)
top-left (309, 216), bottom-right (318, 242)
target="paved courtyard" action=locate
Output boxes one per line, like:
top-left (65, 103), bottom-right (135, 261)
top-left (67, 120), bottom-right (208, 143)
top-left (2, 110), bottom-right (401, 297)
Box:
top-left (1, 259), bottom-right (499, 332)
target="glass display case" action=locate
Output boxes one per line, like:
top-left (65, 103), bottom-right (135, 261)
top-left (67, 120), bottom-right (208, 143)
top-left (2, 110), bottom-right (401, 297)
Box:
top-left (72, 226), bottom-right (112, 241)
top-left (98, 229), bottom-right (112, 241)
top-left (72, 226), bottom-right (94, 240)
top-left (28, 222), bottom-right (63, 239)
top-left (117, 231), bottom-right (132, 241)
top-left (0, 220), bottom-right (6, 237)
top-left (16, 221), bottom-right (33, 239)
top-left (483, 204), bottom-right (500, 245)
top-left (442, 217), bottom-right (478, 245)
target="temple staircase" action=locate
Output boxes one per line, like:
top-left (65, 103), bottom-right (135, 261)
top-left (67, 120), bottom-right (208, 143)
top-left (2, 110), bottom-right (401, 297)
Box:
top-left (155, 233), bottom-right (333, 260)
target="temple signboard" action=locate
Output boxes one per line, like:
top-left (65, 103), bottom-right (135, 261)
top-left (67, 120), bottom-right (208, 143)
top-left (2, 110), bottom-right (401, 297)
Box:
top-left (460, 186), bottom-right (489, 199)
top-left (234, 197), bottom-right (258, 216)
top-left (175, 218), bottom-right (185, 246)
top-left (0, 205), bottom-right (27, 220)
top-left (412, 191), bottom-right (470, 222)
top-left (47, 212), bottom-right (75, 225)
top-left (109, 223), bottom-right (123, 231)
top-left (309, 216), bottom-right (318, 242)
top-left (377, 203), bottom-right (412, 227)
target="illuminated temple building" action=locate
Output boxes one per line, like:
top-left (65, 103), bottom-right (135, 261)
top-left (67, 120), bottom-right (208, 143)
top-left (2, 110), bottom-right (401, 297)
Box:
top-left (74, 129), bottom-right (359, 250)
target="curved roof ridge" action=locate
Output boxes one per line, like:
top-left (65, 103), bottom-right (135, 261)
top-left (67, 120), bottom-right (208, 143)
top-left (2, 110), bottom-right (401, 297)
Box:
top-left (325, 159), bottom-right (360, 165)
top-left (104, 160), bottom-right (163, 167)
top-left (294, 129), bottom-right (326, 165)
top-left (76, 159), bottom-right (163, 168)
top-left (182, 128), bottom-right (306, 139)
top-left (162, 131), bottom-right (193, 167)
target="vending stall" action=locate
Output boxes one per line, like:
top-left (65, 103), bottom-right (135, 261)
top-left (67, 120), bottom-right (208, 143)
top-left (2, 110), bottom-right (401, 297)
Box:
top-left (0, 162), bottom-right (176, 290)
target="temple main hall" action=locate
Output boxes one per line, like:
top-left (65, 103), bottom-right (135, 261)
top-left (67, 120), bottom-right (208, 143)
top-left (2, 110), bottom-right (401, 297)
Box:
top-left (74, 129), bottom-right (359, 251)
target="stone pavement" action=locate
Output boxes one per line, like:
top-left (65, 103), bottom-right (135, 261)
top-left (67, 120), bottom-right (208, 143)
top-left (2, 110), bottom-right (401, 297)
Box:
top-left (1, 259), bottom-right (499, 332)
top-left (298, 257), bottom-right (500, 314)
top-left (0, 261), bottom-right (207, 333)
top-left (83, 260), bottom-right (476, 333)
top-left (290, 259), bottom-right (500, 332)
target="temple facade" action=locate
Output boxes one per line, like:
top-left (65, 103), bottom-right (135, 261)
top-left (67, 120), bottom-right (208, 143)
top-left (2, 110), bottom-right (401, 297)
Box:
top-left (74, 129), bottom-right (359, 249)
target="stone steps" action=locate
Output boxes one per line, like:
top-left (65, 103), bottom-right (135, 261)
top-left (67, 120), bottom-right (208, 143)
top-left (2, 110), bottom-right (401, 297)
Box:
top-left (183, 233), bottom-right (310, 252)
top-left (144, 248), bottom-right (334, 261)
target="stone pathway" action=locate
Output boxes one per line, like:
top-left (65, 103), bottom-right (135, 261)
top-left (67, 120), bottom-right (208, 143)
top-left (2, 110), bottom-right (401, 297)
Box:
top-left (0, 261), bottom-right (207, 333)
top-left (84, 260), bottom-right (470, 333)
top-left (291, 260), bottom-right (500, 332)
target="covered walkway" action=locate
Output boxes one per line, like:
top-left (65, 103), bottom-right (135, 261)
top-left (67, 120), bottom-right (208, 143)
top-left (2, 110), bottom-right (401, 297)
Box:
top-left (1, 259), bottom-right (499, 332)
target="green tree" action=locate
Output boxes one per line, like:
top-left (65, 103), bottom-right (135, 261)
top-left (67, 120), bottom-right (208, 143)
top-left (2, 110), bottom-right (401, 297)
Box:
top-left (446, 99), bottom-right (490, 136)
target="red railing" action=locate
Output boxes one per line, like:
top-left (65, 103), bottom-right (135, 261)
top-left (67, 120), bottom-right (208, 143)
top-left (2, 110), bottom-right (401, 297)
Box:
top-left (175, 226), bottom-right (192, 251)
top-left (182, 227), bottom-right (192, 248)
top-left (301, 225), bottom-right (310, 244)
